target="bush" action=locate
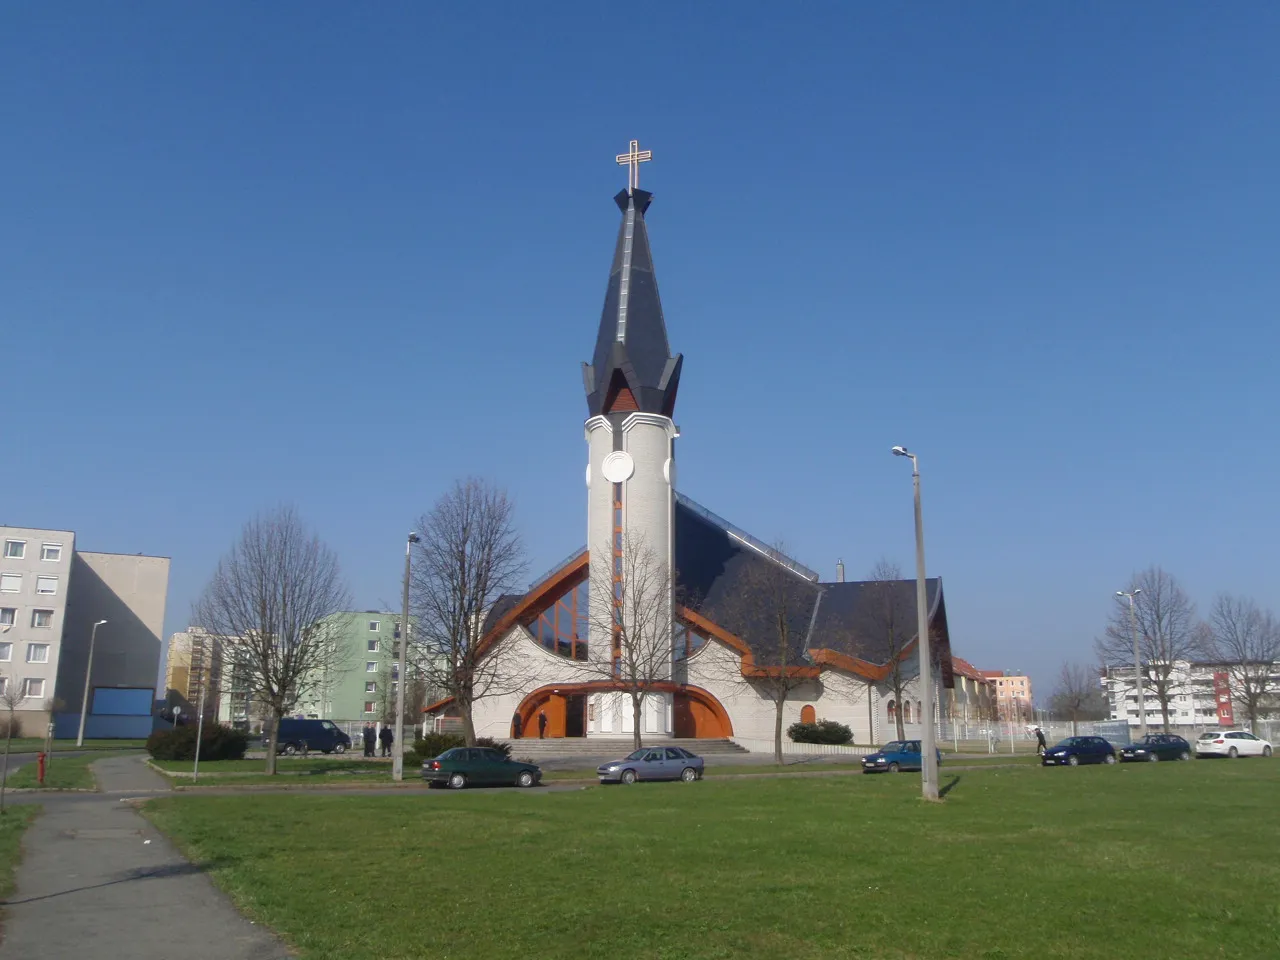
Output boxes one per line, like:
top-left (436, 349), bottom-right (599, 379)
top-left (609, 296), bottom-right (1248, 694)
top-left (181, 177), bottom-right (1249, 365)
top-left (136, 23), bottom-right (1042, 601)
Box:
top-left (405, 733), bottom-right (512, 768)
top-left (0, 716), bottom-right (24, 739)
top-left (787, 719), bottom-right (853, 745)
top-left (146, 724), bottom-right (249, 761)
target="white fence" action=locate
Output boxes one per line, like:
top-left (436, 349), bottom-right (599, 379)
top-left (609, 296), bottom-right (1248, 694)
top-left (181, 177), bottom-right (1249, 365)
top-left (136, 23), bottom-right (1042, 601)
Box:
top-left (731, 738), bottom-right (872, 758)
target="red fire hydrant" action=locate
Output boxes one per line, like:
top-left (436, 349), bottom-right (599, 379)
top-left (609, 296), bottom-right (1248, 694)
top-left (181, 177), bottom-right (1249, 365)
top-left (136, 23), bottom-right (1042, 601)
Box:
top-left (37, 752), bottom-right (46, 785)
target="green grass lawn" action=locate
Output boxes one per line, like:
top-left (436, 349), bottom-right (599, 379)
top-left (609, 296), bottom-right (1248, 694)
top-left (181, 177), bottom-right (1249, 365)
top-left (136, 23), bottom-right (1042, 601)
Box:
top-left (0, 806), bottom-right (39, 900)
top-left (144, 760), bottom-right (1280, 959)
top-left (153, 757), bottom-right (385, 774)
top-left (3, 751), bottom-right (109, 789)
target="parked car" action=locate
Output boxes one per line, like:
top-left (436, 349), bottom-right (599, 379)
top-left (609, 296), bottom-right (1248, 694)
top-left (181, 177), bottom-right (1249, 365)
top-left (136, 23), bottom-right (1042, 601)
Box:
top-left (1195, 730), bottom-right (1274, 759)
top-left (264, 718), bottom-right (352, 755)
top-left (1119, 733), bottom-right (1192, 763)
top-left (861, 740), bottom-right (942, 774)
top-left (597, 746), bottom-right (704, 784)
top-left (422, 747), bottom-right (542, 789)
top-left (1041, 736), bottom-right (1116, 767)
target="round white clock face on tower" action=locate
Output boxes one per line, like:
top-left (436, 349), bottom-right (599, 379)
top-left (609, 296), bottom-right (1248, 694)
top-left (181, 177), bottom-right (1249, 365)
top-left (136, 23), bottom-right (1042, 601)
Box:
top-left (601, 450), bottom-right (635, 483)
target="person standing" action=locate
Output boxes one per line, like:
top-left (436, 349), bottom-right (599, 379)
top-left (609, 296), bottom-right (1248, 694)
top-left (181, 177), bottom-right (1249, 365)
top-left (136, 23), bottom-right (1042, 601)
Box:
top-left (1035, 727), bottom-right (1047, 756)
top-left (537, 710), bottom-right (548, 739)
top-left (362, 723), bottom-right (376, 758)
top-left (511, 711), bottom-right (523, 739)
top-left (379, 724), bottom-right (394, 758)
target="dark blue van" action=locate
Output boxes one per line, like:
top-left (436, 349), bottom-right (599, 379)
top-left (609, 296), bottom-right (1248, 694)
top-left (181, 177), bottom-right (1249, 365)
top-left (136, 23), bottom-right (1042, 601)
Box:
top-left (266, 719), bottom-right (352, 755)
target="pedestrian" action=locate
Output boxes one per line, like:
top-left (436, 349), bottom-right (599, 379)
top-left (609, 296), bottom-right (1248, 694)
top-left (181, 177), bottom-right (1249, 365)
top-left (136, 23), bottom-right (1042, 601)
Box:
top-left (1035, 727), bottom-right (1047, 756)
top-left (362, 722), bottom-right (376, 758)
top-left (379, 723), bottom-right (394, 758)
top-left (537, 710), bottom-right (548, 739)
top-left (511, 711), bottom-right (523, 739)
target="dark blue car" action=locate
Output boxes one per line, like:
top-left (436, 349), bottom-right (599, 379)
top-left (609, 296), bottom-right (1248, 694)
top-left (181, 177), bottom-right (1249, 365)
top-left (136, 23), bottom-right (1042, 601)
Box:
top-left (1041, 736), bottom-right (1116, 767)
top-left (861, 740), bottom-right (942, 774)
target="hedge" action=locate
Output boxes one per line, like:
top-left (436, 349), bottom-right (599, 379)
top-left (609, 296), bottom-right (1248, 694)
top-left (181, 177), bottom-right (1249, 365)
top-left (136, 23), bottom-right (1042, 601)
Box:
top-left (146, 724), bottom-right (249, 761)
top-left (787, 719), bottom-right (853, 745)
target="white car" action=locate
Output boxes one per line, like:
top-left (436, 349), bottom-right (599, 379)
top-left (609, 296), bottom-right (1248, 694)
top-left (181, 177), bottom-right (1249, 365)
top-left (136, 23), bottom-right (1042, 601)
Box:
top-left (1195, 730), bottom-right (1273, 759)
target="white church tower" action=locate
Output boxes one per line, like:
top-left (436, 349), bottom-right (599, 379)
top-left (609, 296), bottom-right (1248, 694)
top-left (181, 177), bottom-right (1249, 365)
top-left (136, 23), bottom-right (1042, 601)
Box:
top-left (581, 141), bottom-right (683, 738)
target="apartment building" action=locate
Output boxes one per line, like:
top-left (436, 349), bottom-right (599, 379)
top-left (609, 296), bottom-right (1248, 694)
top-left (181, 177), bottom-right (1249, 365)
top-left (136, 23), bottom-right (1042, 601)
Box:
top-left (980, 670), bottom-right (1034, 722)
top-left (1, 525), bottom-right (169, 738)
top-left (164, 626), bottom-right (222, 721)
top-left (1103, 660), bottom-right (1280, 733)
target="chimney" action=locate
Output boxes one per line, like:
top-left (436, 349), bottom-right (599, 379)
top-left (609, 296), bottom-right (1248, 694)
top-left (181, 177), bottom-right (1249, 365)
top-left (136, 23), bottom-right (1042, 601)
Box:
top-left (836, 559), bottom-right (845, 583)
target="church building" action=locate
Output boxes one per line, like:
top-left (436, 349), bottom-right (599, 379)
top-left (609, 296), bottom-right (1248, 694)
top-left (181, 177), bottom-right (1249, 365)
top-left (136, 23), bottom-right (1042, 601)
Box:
top-left (426, 143), bottom-right (956, 748)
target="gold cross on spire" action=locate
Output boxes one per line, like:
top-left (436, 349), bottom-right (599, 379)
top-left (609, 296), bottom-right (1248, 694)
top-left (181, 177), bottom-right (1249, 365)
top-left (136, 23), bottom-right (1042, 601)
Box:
top-left (615, 139), bottom-right (653, 194)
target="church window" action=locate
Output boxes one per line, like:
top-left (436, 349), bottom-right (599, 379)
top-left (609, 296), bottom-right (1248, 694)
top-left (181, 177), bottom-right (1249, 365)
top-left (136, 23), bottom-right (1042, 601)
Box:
top-left (887, 700), bottom-right (897, 720)
top-left (528, 580), bottom-right (589, 661)
top-left (903, 701), bottom-right (913, 723)
top-left (673, 620), bottom-right (708, 660)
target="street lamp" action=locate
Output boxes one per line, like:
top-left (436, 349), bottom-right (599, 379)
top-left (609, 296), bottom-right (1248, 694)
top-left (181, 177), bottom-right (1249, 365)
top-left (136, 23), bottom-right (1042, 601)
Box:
top-left (392, 531), bottom-right (421, 781)
top-left (75, 619), bottom-right (108, 747)
top-left (892, 445), bottom-right (939, 801)
top-left (1116, 589), bottom-right (1145, 737)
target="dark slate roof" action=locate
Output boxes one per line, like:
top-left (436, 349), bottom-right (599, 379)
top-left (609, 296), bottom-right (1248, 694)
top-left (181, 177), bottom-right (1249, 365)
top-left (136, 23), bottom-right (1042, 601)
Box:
top-left (481, 594), bottom-right (524, 637)
top-left (674, 495), bottom-right (950, 678)
top-left (583, 189), bottom-right (683, 417)
top-left (675, 497), bottom-right (822, 667)
top-left (808, 578), bottom-right (942, 663)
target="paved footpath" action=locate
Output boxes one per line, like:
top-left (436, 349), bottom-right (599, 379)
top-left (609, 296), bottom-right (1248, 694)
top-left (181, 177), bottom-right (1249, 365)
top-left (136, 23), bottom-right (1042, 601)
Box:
top-left (0, 755), bottom-right (291, 959)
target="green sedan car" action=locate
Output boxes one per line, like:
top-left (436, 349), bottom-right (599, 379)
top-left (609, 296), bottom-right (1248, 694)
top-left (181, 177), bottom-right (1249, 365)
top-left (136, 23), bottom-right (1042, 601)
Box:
top-left (422, 747), bottom-right (542, 789)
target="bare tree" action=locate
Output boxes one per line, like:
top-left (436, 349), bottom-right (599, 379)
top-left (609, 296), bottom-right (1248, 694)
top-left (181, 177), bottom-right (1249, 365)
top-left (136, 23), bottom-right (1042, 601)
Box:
top-left (1096, 567), bottom-right (1198, 733)
top-left (702, 541), bottom-right (821, 763)
top-left (194, 506), bottom-right (351, 775)
top-left (851, 560), bottom-right (917, 740)
top-left (1049, 662), bottom-right (1108, 734)
top-left (412, 479), bottom-right (527, 746)
top-left (1199, 594), bottom-right (1280, 731)
top-left (0, 677), bottom-right (28, 814)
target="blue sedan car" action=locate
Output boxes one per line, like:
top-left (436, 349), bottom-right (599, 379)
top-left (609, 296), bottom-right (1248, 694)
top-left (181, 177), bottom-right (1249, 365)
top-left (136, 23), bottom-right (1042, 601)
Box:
top-left (1041, 736), bottom-right (1116, 767)
top-left (862, 740), bottom-right (942, 774)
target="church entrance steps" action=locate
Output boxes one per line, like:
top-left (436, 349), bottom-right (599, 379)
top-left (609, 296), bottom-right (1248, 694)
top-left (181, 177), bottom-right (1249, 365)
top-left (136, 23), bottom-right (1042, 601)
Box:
top-left (500, 737), bottom-right (749, 759)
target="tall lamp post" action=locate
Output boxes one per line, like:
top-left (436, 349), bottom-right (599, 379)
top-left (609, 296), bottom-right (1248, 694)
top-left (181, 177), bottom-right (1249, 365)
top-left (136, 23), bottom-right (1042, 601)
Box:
top-left (892, 446), bottom-right (939, 801)
top-left (75, 619), bottom-right (108, 747)
top-left (1116, 589), bottom-right (1145, 737)
top-left (392, 531), bottom-right (421, 782)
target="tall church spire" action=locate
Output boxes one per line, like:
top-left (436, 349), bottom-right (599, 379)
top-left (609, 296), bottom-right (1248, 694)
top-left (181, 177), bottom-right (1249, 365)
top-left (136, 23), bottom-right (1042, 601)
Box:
top-left (583, 140), bottom-right (682, 418)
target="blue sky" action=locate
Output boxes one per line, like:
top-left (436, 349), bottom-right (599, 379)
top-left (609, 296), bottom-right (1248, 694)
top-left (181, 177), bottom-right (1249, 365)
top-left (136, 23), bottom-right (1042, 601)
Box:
top-left (4, 4), bottom-right (1277, 701)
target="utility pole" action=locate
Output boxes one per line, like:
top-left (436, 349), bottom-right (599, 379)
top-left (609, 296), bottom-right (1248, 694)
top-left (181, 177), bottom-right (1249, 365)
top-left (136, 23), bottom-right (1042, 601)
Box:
top-left (392, 532), bottom-right (420, 781)
top-left (76, 620), bottom-right (108, 747)
top-left (893, 446), bottom-right (939, 801)
top-left (1117, 589), bottom-right (1146, 737)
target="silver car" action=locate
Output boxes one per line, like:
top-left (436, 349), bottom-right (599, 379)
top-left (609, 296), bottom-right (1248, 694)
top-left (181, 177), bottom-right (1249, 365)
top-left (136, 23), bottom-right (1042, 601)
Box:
top-left (597, 746), bottom-right (704, 784)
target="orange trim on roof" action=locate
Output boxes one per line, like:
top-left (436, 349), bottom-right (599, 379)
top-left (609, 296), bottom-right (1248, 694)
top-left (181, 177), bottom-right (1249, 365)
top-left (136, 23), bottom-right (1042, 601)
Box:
top-left (808, 648), bottom-right (888, 682)
top-left (422, 696), bottom-right (455, 715)
top-left (474, 550), bottom-right (590, 659)
top-left (676, 605), bottom-right (819, 678)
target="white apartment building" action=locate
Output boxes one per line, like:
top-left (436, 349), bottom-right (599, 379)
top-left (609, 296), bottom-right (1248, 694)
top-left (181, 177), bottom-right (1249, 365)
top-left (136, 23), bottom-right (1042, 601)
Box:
top-left (1103, 660), bottom-right (1280, 733)
top-left (1, 524), bottom-right (170, 738)
top-left (1, 528), bottom-right (75, 730)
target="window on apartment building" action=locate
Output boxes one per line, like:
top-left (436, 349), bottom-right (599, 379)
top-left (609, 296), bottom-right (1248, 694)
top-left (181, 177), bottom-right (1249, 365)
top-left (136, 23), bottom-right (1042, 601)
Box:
top-left (26, 643), bottom-right (50, 663)
top-left (365, 681), bottom-right (376, 693)
top-left (23, 678), bottom-right (45, 699)
top-left (367, 639), bottom-right (379, 652)
top-left (0, 574), bottom-right (20, 593)
top-left (366, 661), bottom-right (377, 673)
top-left (0, 677), bottom-right (6, 695)
top-left (3, 540), bottom-right (25, 560)
top-left (363, 701), bottom-right (376, 714)
top-left (40, 543), bottom-right (62, 562)
top-left (35, 576), bottom-right (58, 595)
top-left (31, 609), bottom-right (53, 628)
top-left (0, 642), bottom-right (10, 662)
top-left (368, 621), bottom-right (380, 632)
top-left (0, 608), bottom-right (13, 626)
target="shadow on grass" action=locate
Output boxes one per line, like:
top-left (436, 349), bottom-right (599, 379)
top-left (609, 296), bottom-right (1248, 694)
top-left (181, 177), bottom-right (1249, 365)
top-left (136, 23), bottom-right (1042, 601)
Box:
top-left (0, 858), bottom-right (233, 906)
top-left (939, 775), bottom-right (962, 798)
